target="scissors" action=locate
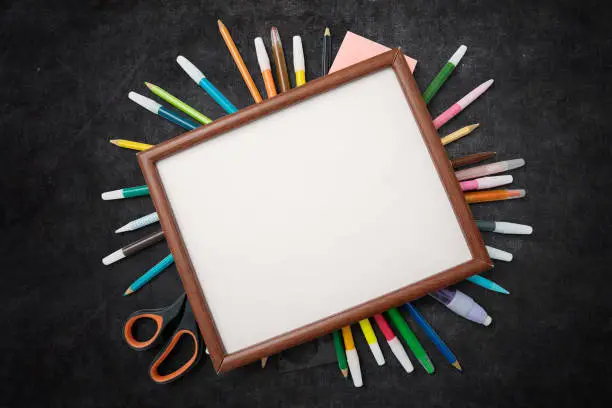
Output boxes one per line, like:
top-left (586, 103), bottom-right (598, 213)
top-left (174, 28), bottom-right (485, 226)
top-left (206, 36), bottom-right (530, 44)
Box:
top-left (123, 293), bottom-right (202, 384)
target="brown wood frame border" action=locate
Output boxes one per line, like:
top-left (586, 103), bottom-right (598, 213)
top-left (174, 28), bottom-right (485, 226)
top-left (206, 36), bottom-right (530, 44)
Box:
top-left (138, 49), bottom-right (492, 374)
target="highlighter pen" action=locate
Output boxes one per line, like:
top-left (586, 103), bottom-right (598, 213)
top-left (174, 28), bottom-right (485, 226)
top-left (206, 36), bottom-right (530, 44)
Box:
top-left (176, 56), bottom-right (238, 114)
top-left (455, 158), bottom-right (525, 181)
top-left (486, 245), bottom-right (513, 262)
top-left (102, 229), bottom-right (165, 265)
top-left (373, 313), bottom-right (414, 373)
top-left (293, 36), bottom-right (306, 86)
top-left (387, 308), bottom-right (434, 374)
top-left (460, 175), bottom-right (513, 191)
top-left (115, 212), bottom-right (159, 233)
top-left (358, 318), bottom-right (385, 365)
top-left (475, 220), bottom-right (533, 235)
top-left (128, 92), bottom-right (199, 130)
top-left (430, 288), bottom-right (492, 326)
top-left (102, 185), bottom-right (149, 200)
top-left (341, 325), bottom-right (363, 387)
top-left (254, 37), bottom-right (277, 98)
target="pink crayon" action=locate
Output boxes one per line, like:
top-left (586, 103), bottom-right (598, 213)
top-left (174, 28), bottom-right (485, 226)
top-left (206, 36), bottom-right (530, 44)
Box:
top-left (433, 79), bottom-right (494, 129)
top-left (460, 175), bottom-right (513, 191)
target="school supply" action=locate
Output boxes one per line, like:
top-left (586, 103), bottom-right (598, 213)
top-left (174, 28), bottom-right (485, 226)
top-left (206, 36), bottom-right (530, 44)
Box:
top-left (433, 79), bottom-right (494, 129)
top-left (101, 185), bottom-right (149, 200)
top-left (430, 288), bottom-right (492, 326)
top-left (115, 212), bottom-right (159, 233)
top-left (422, 45), bottom-right (467, 104)
top-left (102, 229), bottom-right (164, 265)
top-left (128, 91), bottom-right (199, 130)
top-left (475, 220), bottom-right (533, 235)
top-left (124, 254), bottom-right (174, 295)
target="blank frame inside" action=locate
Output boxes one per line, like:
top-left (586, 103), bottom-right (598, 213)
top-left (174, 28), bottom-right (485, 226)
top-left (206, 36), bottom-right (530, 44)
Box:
top-left (156, 68), bottom-right (472, 353)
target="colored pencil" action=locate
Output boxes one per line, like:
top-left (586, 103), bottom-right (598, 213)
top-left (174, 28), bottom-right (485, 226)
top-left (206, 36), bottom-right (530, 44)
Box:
top-left (486, 245), bottom-right (513, 262)
top-left (466, 275), bottom-right (510, 294)
top-left (456, 158), bottom-right (525, 181)
top-left (451, 152), bottom-right (496, 169)
top-left (475, 220), bottom-right (533, 235)
top-left (341, 326), bottom-right (363, 387)
top-left (217, 19), bottom-right (262, 103)
top-left (128, 92), bottom-right (199, 130)
top-left (422, 45), bottom-right (467, 104)
top-left (332, 330), bottom-right (349, 378)
top-left (433, 79), bottom-right (494, 129)
top-left (430, 288), bottom-right (492, 326)
top-left (176, 56), bottom-right (237, 114)
top-left (404, 303), bottom-right (462, 371)
top-left (465, 189), bottom-right (526, 204)
top-left (441, 123), bottom-right (479, 146)
top-left (109, 139), bottom-right (153, 152)
top-left (372, 313), bottom-right (414, 373)
top-left (460, 175), bottom-right (513, 191)
top-left (358, 318), bottom-right (385, 365)
top-left (386, 308), bottom-right (434, 374)
top-left (145, 81), bottom-right (213, 124)
top-left (270, 27), bottom-right (291, 93)
top-left (101, 185), bottom-right (149, 200)
top-left (260, 357), bottom-right (269, 368)
top-left (124, 254), bottom-right (174, 295)
top-left (115, 212), bottom-right (159, 233)
top-left (254, 37), bottom-right (277, 98)
top-left (102, 229), bottom-right (165, 265)
top-left (322, 27), bottom-right (331, 75)
top-left (293, 36), bottom-right (306, 86)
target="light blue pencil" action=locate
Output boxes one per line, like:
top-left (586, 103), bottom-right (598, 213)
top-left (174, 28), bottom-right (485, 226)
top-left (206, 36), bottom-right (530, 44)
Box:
top-left (115, 212), bottom-right (159, 233)
top-left (466, 275), bottom-right (510, 294)
top-left (124, 254), bottom-right (174, 296)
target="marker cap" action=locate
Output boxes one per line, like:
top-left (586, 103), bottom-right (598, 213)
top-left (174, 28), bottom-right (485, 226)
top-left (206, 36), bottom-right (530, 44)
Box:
top-left (368, 342), bottom-right (385, 366)
top-left (486, 245), bottom-right (513, 262)
top-left (128, 92), bottom-right (161, 114)
top-left (254, 37), bottom-right (271, 71)
top-left (494, 222), bottom-right (533, 235)
top-left (176, 55), bottom-right (205, 83)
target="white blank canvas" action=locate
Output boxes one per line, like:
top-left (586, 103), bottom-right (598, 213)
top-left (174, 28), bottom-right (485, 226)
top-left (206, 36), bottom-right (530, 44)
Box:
top-left (157, 68), bottom-right (472, 353)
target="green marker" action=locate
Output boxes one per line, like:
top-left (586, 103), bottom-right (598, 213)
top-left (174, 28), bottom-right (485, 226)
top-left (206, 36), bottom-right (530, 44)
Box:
top-left (387, 307), bottom-right (435, 374)
top-left (145, 82), bottom-right (213, 125)
top-left (332, 330), bottom-right (349, 378)
top-left (422, 45), bottom-right (467, 104)
top-left (101, 185), bottom-right (149, 200)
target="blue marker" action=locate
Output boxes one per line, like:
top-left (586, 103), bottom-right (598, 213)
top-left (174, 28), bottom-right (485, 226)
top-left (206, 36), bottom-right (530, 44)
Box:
top-left (128, 92), bottom-right (198, 130)
top-left (466, 275), bottom-right (510, 295)
top-left (177, 55), bottom-right (238, 114)
top-left (404, 302), bottom-right (462, 371)
top-left (124, 254), bottom-right (174, 295)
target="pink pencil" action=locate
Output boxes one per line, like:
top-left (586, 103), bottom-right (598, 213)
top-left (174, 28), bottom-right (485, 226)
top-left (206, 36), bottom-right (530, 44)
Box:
top-left (433, 79), bottom-right (494, 129)
top-left (460, 175), bottom-right (513, 191)
top-left (373, 314), bottom-right (414, 373)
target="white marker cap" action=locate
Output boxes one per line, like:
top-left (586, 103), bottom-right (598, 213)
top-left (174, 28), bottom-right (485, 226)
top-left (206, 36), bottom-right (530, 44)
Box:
top-left (387, 337), bottom-right (414, 373)
top-left (449, 45), bottom-right (467, 66)
top-left (368, 342), bottom-right (385, 366)
top-left (345, 348), bottom-right (363, 387)
top-left (478, 175), bottom-right (513, 189)
top-left (484, 316), bottom-right (493, 326)
top-left (101, 189), bottom-right (124, 200)
top-left (254, 37), bottom-right (271, 71)
top-left (128, 91), bottom-right (161, 114)
top-left (293, 36), bottom-right (305, 71)
top-left (102, 249), bottom-right (125, 265)
top-left (505, 158), bottom-right (526, 171)
top-left (176, 55), bottom-right (205, 83)
top-left (486, 245), bottom-right (513, 262)
top-left (493, 222), bottom-right (533, 235)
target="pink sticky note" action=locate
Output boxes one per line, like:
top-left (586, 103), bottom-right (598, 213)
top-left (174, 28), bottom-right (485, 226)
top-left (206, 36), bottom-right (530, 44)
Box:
top-left (329, 31), bottom-right (417, 73)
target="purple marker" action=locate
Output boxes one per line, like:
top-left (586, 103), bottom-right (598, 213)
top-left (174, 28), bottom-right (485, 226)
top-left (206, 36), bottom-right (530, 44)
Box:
top-left (430, 288), bottom-right (492, 326)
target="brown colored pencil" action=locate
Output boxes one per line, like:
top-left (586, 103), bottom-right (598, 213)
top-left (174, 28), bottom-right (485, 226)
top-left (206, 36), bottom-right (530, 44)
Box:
top-left (270, 27), bottom-right (291, 93)
top-left (451, 151), bottom-right (496, 169)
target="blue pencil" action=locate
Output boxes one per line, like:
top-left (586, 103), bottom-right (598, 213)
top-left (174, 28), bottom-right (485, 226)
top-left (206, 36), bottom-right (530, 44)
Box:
top-left (404, 302), bottom-right (462, 371)
top-left (466, 275), bottom-right (510, 294)
top-left (128, 91), bottom-right (199, 130)
top-left (177, 56), bottom-right (238, 114)
top-left (124, 254), bottom-right (174, 296)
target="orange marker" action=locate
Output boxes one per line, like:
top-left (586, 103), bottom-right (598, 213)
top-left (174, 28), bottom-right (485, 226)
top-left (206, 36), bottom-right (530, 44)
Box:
top-left (217, 19), bottom-right (262, 103)
top-left (465, 189), bottom-right (526, 204)
top-left (254, 37), bottom-right (277, 98)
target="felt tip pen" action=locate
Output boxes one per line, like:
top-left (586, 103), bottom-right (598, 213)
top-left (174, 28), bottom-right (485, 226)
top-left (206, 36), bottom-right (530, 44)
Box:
top-left (455, 158), bottom-right (525, 181)
top-left (128, 91), bottom-right (199, 130)
top-left (293, 36), bottom-right (306, 86)
top-left (101, 185), bottom-right (149, 200)
top-left (460, 175), bottom-right (513, 191)
top-left (486, 245), bottom-right (513, 262)
top-left (433, 79), bottom-right (494, 129)
top-left (341, 326), bottom-right (363, 387)
top-left (372, 313), bottom-right (414, 373)
top-left (430, 288), bottom-right (492, 326)
top-left (254, 37), bottom-right (277, 98)
top-left (176, 55), bottom-right (238, 114)
top-left (115, 212), bottom-right (159, 233)
top-left (476, 220), bottom-right (533, 235)
top-left (422, 45), bottom-right (467, 104)
top-left (465, 189), bottom-right (526, 204)
top-left (124, 254), bottom-right (174, 295)
top-left (102, 229), bottom-right (165, 265)
top-left (358, 318), bottom-right (385, 366)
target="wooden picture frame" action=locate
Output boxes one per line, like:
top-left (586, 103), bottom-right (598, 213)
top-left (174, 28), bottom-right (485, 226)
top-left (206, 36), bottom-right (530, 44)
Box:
top-left (138, 49), bottom-right (492, 373)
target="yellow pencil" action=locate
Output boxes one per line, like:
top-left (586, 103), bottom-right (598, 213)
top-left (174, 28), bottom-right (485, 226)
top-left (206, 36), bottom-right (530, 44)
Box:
top-left (109, 139), bottom-right (153, 151)
top-left (358, 318), bottom-right (385, 366)
top-left (341, 326), bottom-right (363, 387)
top-left (217, 19), bottom-right (262, 103)
top-left (293, 36), bottom-right (306, 86)
top-left (441, 123), bottom-right (479, 146)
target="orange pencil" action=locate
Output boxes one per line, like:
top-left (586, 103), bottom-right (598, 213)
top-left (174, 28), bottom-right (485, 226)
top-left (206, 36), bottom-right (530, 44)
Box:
top-left (254, 37), bottom-right (277, 98)
top-left (465, 189), bottom-right (526, 204)
top-left (217, 19), bottom-right (262, 103)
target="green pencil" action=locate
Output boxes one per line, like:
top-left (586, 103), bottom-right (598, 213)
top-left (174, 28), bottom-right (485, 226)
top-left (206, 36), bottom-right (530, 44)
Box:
top-left (332, 330), bottom-right (349, 378)
top-left (387, 307), bottom-right (435, 374)
top-left (422, 45), bottom-right (467, 104)
top-left (145, 82), bottom-right (213, 125)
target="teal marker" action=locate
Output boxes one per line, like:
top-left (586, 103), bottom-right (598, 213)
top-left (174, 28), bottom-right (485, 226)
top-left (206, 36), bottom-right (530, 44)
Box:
top-left (466, 275), bottom-right (510, 295)
top-left (124, 254), bottom-right (174, 295)
top-left (128, 91), bottom-right (199, 130)
top-left (422, 45), bottom-right (467, 104)
top-left (102, 185), bottom-right (149, 200)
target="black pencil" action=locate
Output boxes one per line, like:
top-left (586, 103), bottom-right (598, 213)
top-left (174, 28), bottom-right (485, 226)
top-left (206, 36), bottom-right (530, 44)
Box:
top-left (102, 229), bottom-right (165, 265)
top-left (322, 27), bottom-right (331, 75)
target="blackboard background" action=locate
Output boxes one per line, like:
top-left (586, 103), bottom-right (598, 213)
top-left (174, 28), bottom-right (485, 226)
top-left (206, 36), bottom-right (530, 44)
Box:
top-left (2, 0), bottom-right (611, 407)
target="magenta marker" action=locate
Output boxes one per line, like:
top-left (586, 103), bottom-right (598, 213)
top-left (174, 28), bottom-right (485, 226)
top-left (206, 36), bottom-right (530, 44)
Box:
top-left (460, 175), bottom-right (513, 191)
top-left (433, 79), bottom-right (494, 129)
top-left (430, 288), bottom-right (492, 326)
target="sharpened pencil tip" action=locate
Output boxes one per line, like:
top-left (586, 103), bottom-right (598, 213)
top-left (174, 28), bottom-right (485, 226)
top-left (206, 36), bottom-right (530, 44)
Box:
top-left (452, 361), bottom-right (463, 372)
top-left (324, 27), bottom-right (331, 36)
top-left (124, 288), bottom-right (133, 296)
top-left (341, 368), bottom-right (349, 378)
top-left (261, 357), bottom-right (268, 368)
top-left (109, 139), bottom-right (119, 145)
top-left (144, 82), bottom-right (152, 88)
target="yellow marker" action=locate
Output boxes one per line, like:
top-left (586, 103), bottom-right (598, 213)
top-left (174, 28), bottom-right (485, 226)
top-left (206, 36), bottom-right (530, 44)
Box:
top-left (293, 36), bottom-right (306, 86)
top-left (441, 123), bottom-right (480, 146)
top-left (358, 319), bottom-right (385, 366)
top-left (110, 139), bottom-right (153, 151)
top-left (341, 325), bottom-right (362, 387)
